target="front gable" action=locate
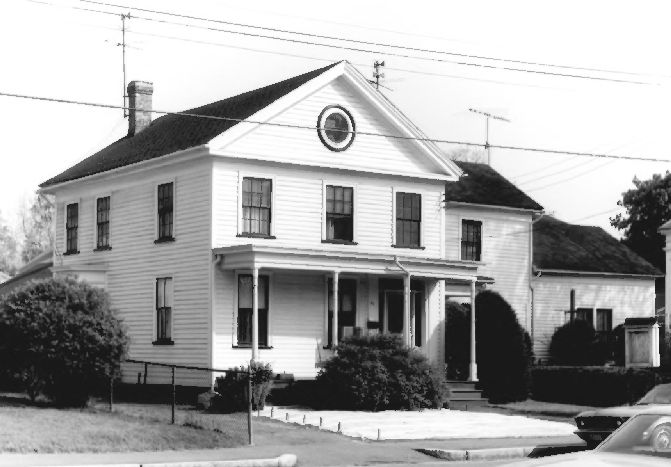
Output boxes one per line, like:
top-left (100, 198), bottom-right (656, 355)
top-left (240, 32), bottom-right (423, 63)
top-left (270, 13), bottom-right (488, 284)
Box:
top-left (209, 63), bottom-right (461, 180)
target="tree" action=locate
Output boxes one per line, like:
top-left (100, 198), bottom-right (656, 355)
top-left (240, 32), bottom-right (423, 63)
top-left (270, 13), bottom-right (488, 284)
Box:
top-left (19, 193), bottom-right (54, 264)
top-left (0, 210), bottom-right (19, 277)
top-left (0, 277), bottom-right (128, 406)
top-left (447, 146), bottom-right (487, 164)
top-left (610, 172), bottom-right (671, 271)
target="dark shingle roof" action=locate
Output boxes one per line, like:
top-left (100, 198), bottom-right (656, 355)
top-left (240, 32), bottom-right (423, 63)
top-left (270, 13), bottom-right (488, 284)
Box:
top-left (40, 62), bottom-right (340, 187)
top-left (533, 216), bottom-right (661, 276)
top-left (445, 161), bottom-right (543, 211)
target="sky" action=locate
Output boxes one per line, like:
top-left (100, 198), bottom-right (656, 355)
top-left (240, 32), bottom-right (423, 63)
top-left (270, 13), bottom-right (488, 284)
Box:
top-left (1, 0), bottom-right (670, 238)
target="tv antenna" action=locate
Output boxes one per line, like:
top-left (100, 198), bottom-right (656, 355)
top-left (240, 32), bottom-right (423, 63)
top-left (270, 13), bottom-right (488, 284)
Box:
top-left (118, 12), bottom-right (131, 118)
top-left (468, 108), bottom-right (511, 165)
top-left (369, 60), bottom-right (386, 90)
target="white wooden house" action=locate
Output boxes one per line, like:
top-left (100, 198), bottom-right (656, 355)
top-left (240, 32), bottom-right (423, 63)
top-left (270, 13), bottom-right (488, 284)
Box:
top-left (40, 62), bottom-right (484, 386)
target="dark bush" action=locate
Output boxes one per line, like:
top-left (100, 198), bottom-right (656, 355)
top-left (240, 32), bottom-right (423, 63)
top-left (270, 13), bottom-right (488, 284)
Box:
top-left (475, 290), bottom-right (532, 403)
top-left (445, 301), bottom-right (469, 380)
top-left (0, 277), bottom-right (128, 406)
top-left (531, 366), bottom-right (670, 406)
top-left (212, 361), bottom-right (274, 412)
top-left (315, 334), bottom-right (449, 411)
top-left (549, 320), bottom-right (602, 365)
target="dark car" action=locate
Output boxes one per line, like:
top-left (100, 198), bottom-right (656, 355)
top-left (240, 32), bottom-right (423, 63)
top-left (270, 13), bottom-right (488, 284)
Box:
top-left (575, 383), bottom-right (671, 446)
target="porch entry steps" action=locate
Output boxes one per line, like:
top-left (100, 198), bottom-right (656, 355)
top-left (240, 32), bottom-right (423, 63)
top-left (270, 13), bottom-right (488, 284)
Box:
top-left (446, 380), bottom-right (489, 410)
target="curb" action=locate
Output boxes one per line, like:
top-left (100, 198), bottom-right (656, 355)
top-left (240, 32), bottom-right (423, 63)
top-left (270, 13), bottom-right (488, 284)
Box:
top-left (417, 446), bottom-right (535, 461)
top-left (41, 454), bottom-right (298, 467)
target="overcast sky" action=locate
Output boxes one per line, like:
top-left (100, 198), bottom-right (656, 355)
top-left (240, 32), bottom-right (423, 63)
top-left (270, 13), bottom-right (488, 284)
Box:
top-left (1, 0), bottom-right (670, 237)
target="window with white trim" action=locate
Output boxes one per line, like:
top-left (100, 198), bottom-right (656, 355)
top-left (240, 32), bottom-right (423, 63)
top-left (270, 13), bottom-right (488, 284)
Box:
top-left (237, 274), bottom-right (269, 346)
top-left (395, 192), bottom-right (421, 248)
top-left (325, 185), bottom-right (353, 242)
top-left (96, 196), bottom-right (111, 249)
top-left (155, 277), bottom-right (173, 344)
top-left (461, 219), bottom-right (482, 261)
top-left (65, 203), bottom-right (79, 254)
top-left (242, 178), bottom-right (272, 237)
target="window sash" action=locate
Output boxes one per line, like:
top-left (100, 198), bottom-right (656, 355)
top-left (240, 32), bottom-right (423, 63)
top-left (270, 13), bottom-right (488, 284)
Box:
top-left (326, 186), bottom-right (353, 241)
top-left (596, 308), bottom-right (612, 333)
top-left (66, 203), bottom-right (78, 253)
top-left (461, 220), bottom-right (482, 261)
top-left (237, 275), bottom-right (269, 346)
top-left (156, 277), bottom-right (173, 340)
top-left (157, 183), bottom-right (174, 239)
top-left (96, 197), bottom-right (110, 248)
top-left (396, 193), bottom-right (421, 247)
top-left (242, 178), bottom-right (272, 235)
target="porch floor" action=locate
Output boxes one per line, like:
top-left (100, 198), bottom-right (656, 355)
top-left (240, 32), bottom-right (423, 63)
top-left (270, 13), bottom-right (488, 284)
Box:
top-left (256, 405), bottom-right (576, 440)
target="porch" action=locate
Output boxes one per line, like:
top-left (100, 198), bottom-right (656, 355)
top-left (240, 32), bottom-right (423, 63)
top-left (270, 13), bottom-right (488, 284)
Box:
top-left (212, 245), bottom-right (480, 379)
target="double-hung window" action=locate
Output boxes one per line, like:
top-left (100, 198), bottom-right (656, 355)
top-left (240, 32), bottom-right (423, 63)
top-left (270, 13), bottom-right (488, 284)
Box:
top-left (155, 277), bottom-right (173, 344)
top-left (237, 274), bottom-right (269, 346)
top-left (596, 308), bottom-right (612, 336)
top-left (157, 182), bottom-right (174, 241)
top-left (65, 203), bottom-right (79, 254)
top-left (395, 192), bottom-right (421, 248)
top-left (325, 185), bottom-right (353, 242)
top-left (242, 178), bottom-right (272, 237)
top-left (461, 220), bottom-right (482, 261)
top-left (96, 196), bottom-right (111, 249)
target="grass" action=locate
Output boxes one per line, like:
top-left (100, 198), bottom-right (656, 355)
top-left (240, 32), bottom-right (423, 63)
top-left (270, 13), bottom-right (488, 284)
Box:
top-left (0, 394), bottom-right (246, 453)
top-left (489, 399), bottom-right (597, 419)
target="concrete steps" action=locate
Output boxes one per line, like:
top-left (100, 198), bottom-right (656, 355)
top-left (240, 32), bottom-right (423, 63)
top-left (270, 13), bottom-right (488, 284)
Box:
top-left (446, 380), bottom-right (489, 410)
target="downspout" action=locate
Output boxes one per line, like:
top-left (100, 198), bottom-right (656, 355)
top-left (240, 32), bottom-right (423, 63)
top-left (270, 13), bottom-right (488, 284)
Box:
top-left (394, 256), bottom-right (410, 275)
top-left (529, 211), bottom-right (547, 347)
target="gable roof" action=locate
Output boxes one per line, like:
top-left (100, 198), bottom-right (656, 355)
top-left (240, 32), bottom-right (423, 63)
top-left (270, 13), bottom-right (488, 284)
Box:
top-left (444, 161), bottom-right (543, 211)
top-left (533, 216), bottom-right (661, 276)
top-left (40, 62), bottom-right (341, 188)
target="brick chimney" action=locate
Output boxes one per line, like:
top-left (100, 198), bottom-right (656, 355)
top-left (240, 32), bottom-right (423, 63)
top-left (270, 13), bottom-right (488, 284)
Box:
top-left (127, 80), bottom-right (153, 136)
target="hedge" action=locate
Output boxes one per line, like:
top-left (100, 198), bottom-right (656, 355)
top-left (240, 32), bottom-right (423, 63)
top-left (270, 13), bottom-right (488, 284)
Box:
top-left (531, 366), bottom-right (671, 406)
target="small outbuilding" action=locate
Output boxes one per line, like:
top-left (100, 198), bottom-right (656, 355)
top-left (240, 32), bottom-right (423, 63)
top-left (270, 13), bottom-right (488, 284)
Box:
top-left (532, 217), bottom-right (660, 360)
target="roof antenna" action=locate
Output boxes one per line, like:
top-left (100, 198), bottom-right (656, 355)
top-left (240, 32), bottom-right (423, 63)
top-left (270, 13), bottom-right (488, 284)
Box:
top-left (468, 108), bottom-right (510, 166)
top-left (369, 61), bottom-right (386, 90)
top-left (117, 12), bottom-right (132, 118)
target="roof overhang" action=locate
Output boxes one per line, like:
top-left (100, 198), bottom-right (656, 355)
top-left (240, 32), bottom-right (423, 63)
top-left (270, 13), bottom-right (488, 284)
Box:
top-left (213, 244), bottom-right (478, 280)
top-left (534, 267), bottom-right (661, 280)
top-left (659, 220), bottom-right (671, 233)
top-left (444, 201), bottom-right (543, 215)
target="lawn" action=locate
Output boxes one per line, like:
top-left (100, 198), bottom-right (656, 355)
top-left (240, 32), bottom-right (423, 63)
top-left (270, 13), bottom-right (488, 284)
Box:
top-left (0, 394), bottom-right (246, 453)
top-left (489, 399), bottom-right (597, 418)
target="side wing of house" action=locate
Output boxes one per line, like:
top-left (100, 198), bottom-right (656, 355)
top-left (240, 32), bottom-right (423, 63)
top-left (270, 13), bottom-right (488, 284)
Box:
top-left (49, 156), bottom-right (213, 386)
top-left (444, 206), bottom-right (533, 328)
top-left (532, 275), bottom-right (656, 360)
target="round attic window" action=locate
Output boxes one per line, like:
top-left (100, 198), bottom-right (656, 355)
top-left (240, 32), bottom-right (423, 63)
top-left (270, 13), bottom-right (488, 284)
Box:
top-left (317, 105), bottom-right (355, 151)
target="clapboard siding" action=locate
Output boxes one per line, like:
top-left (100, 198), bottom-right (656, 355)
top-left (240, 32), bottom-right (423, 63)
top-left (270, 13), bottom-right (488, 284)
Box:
top-left (219, 77), bottom-right (441, 176)
top-left (212, 160), bottom-right (444, 258)
top-left (52, 158), bottom-right (213, 386)
top-left (532, 275), bottom-right (656, 360)
top-left (445, 207), bottom-right (532, 327)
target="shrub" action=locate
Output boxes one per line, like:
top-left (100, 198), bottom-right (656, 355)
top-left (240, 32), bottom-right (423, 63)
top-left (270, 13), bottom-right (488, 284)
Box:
top-left (445, 301), bottom-right (469, 380)
top-left (212, 361), bottom-right (274, 412)
top-left (475, 290), bottom-right (532, 403)
top-left (0, 277), bottom-right (128, 406)
top-left (531, 366), bottom-right (670, 406)
top-left (315, 334), bottom-right (449, 411)
top-left (549, 320), bottom-right (601, 365)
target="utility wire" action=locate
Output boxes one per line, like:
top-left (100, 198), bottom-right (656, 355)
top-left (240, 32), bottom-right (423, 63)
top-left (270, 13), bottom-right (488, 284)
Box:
top-left (80, 0), bottom-right (660, 80)
top-left (1, 90), bottom-right (669, 164)
top-left (518, 157), bottom-right (602, 187)
top-left (27, 0), bottom-right (653, 85)
top-left (511, 155), bottom-right (583, 182)
top-left (525, 160), bottom-right (616, 193)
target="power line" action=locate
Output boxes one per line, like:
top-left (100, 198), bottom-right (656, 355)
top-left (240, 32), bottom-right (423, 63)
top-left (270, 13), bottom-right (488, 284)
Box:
top-left (1, 89), bottom-right (669, 164)
top-left (28, 0), bottom-right (653, 85)
top-left (518, 157), bottom-right (602, 187)
top-left (511, 155), bottom-right (583, 182)
top-left (80, 0), bottom-right (661, 80)
top-left (525, 160), bottom-right (616, 193)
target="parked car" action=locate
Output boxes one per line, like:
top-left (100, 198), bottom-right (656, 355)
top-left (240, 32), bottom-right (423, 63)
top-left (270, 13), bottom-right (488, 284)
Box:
top-left (503, 408), bottom-right (671, 466)
top-left (574, 383), bottom-right (671, 446)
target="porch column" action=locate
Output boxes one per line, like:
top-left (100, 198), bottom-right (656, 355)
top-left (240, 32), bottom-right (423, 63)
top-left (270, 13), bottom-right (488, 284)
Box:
top-left (469, 279), bottom-right (478, 382)
top-left (403, 274), bottom-right (411, 347)
top-left (332, 271), bottom-right (339, 347)
top-left (251, 268), bottom-right (259, 362)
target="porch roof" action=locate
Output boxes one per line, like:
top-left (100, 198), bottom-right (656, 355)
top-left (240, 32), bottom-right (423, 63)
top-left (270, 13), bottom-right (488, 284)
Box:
top-left (213, 245), bottom-right (478, 281)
